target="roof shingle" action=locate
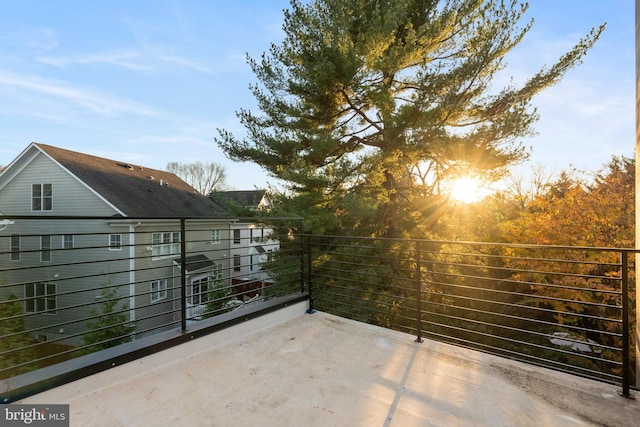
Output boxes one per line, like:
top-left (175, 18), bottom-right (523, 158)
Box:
top-left (37, 143), bottom-right (228, 218)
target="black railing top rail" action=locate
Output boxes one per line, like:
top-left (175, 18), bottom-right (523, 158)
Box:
top-left (304, 233), bottom-right (640, 254)
top-left (0, 214), bottom-right (304, 222)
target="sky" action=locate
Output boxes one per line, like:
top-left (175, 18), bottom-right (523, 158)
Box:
top-left (0, 1), bottom-right (634, 190)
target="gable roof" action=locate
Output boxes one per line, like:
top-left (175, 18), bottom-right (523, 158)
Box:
top-left (32, 143), bottom-right (228, 218)
top-left (173, 254), bottom-right (215, 274)
top-left (211, 190), bottom-right (268, 210)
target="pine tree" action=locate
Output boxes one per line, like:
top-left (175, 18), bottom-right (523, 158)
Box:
top-left (0, 294), bottom-right (36, 379)
top-left (82, 286), bottom-right (135, 353)
top-left (217, 0), bottom-right (604, 237)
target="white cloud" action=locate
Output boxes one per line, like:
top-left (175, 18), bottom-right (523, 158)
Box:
top-left (0, 69), bottom-right (158, 117)
top-left (38, 46), bottom-right (213, 74)
top-left (37, 50), bottom-right (150, 72)
top-left (0, 27), bottom-right (59, 54)
top-left (155, 53), bottom-right (212, 74)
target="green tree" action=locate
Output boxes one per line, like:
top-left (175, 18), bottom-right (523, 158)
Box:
top-left (0, 294), bottom-right (36, 379)
top-left (82, 286), bottom-right (135, 353)
top-left (217, 0), bottom-right (604, 238)
top-left (204, 283), bottom-right (237, 317)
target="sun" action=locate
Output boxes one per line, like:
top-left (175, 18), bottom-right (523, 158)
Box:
top-left (449, 176), bottom-right (489, 203)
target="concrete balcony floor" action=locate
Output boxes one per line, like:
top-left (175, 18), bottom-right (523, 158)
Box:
top-left (22, 302), bottom-right (639, 426)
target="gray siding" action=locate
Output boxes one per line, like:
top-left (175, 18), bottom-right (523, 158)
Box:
top-left (0, 146), bottom-right (237, 349)
top-left (130, 221), bottom-right (231, 337)
top-left (0, 219), bottom-right (131, 346)
top-left (1, 217), bottom-right (234, 346)
top-left (0, 152), bottom-right (117, 216)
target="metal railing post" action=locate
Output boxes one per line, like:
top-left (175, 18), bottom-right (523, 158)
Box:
top-left (620, 251), bottom-right (631, 398)
top-left (306, 235), bottom-right (315, 313)
top-left (415, 241), bottom-right (423, 343)
top-left (300, 224), bottom-right (305, 294)
top-left (180, 218), bottom-right (187, 333)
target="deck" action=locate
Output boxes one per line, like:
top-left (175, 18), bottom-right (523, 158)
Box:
top-left (20, 302), bottom-right (639, 427)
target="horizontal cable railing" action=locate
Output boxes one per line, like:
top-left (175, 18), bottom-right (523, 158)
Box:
top-left (0, 216), bottom-right (305, 396)
top-left (2, 221), bottom-right (636, 400)
top-left (304, 235), bottom-right (637, 398)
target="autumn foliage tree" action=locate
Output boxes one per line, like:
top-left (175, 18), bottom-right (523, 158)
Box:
top-left (494, 157), bottom-right (635, 375)
top-left (500, 156), bottom-right (634, 248)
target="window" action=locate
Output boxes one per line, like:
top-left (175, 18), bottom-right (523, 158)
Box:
top-left (151, 279), bottom-right (168, 303)
top-left (32, 183), bottom-right (52, 211)
top-left (10, 234), bottom-right (20, 261)
top-left (252, 228), bottom-right (265, 243)
top-left (63, 234), bottom-right (74, 249)
top-left (41, 235), bottom-right (51, 262)
top-left (233, 254), bottom-right (241, 271)
top-left (233, 229), bottom-right (241, 244)
top-left (211, 229), bottom-right (221, 244)
top-left (212, 262), bottom-right (224, 287)
top-left (262, 250), bottom-right (274, 271)
top-left (152, 232), bottom-right (181, 259)
top-left (25, 282), bottom-right (56, 314)
top-left (191, 277), bottom-right (208, 305)
top-left (109, 234), bottom-right (122, 251)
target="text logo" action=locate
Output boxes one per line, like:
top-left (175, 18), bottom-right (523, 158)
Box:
top-left (1, 405), bottom-right (69, 426)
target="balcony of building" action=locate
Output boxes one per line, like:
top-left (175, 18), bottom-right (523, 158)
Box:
top-left (0, 216), bottom-right (639, 426)
top-left (13, 301), bottom-right (640, 427)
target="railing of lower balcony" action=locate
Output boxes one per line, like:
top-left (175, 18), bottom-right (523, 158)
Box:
top-left (304, 235), bottom-right (637, 398)
top-left (0, 216), bottom-right (306, 402)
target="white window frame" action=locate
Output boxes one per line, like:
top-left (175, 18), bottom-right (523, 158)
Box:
top-left (10, 234), bottom-right (20, 261)
top-left (109, 234), bottom-right (122, 251)
top-left (211, 229), bottom-right (221, 244)
top-left (151, 279), bottom-right (168, 303)
top-left (32, 183), bottom-right (53, 211)
top-left (25, 282), bottom-right (57, 314)
top-left (62, 234), bottom-right (74, 249)
top-left (233, 254), bottom-right (241, 271)
top-left (233, 229), bottom-right (241, 244)
top-left (40, 235), bottom-right (52, 262)
top-left (152, 232), bottom-right (181, 260)
top-left (191, 277), bottom-right (209, 305)
top-left (212, 262), bottom-right (224, 287)
top-left (252, 227), bottom-right (265, 243)
top-left (189, 263), bottom-right (225, 306)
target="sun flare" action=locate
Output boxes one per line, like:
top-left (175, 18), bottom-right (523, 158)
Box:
top-left (449, 177), bottom-right (489, 203)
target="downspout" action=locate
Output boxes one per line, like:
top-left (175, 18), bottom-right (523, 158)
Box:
top-left (129, 222), bottom-right (142, 326)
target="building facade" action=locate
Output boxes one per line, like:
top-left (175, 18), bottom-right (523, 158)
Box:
top-left (0, 143), bottom-right (235, 345)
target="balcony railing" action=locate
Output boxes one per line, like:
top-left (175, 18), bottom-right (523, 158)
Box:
top-left (304, 234), bottom-right (637, 398)
top-left (0, 216), bottom-right (305, 402)
top-left (0, 217), bottom-right (637, 401)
